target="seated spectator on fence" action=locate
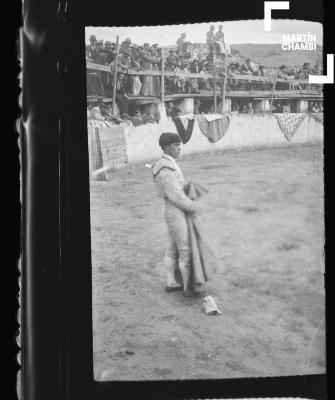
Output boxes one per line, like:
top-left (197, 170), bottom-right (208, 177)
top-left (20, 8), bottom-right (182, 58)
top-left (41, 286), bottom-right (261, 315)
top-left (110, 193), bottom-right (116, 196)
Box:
top-left (227, 62), bottom-right (239, 91)
top-left (214, 25), bottom-right (225, 54)
top-left (198, 64), bottom-right (212, 90)
top-left (276, 65), bottom-right (291, 90)
top-left (239, 60), bottom-right (252, 75)
top-left (206, 25), bottom-right (215, 54)
top-left (277, 65), bottom-right (289, 79)
top-left (259, 65), bottom-right (265, 77)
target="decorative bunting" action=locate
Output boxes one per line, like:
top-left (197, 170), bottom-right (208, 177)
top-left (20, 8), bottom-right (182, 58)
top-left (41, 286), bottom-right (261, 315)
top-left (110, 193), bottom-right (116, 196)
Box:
top-left (310, 112), bottom-right (323, 124)
top-left (274, 113), bottom-right (307, 142)
top-left (196, 114), bottom-right (230, 143)
top-left (172, 116), bottom-right (195, 144)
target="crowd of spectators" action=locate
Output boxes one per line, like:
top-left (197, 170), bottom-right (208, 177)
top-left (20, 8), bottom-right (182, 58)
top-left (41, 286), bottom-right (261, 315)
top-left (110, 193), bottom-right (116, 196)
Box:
top-left (308, 101), bottom-right (323, 113)
top-left (86, 27), bottom-right (231, 100)
top-left (86, 28), bottom-right (323, 124)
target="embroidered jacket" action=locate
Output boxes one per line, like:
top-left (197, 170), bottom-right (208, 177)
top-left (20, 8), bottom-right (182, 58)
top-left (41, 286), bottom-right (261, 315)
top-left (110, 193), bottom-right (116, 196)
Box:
top-left (152, 154), bottom-right (195, 213)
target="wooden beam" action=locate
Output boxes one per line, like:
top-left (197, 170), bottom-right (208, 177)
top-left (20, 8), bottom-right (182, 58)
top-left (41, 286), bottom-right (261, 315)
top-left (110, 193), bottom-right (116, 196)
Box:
top-left (87, 61), bottom-right (316, 85)
top-left (221, 54), bottom-right (228, 114)
top-left (270, 70), bottom-right (277, 111)
top-left (112, 36), bottom-right (120, 115)
top-left (213, 51), bottom-right (217, 113)
top-left (161, 47), bottom-right (165, 105)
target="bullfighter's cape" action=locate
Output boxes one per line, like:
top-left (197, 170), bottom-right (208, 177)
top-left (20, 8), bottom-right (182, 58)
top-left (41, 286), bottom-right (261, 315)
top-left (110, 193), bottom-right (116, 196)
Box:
top-left (183, 182), bottom-right (217, 291)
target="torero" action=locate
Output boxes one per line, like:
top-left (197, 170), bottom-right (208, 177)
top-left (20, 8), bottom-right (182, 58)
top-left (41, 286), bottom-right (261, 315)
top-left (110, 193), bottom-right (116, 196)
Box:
top-left (152, 132), bottom-right (199, 295)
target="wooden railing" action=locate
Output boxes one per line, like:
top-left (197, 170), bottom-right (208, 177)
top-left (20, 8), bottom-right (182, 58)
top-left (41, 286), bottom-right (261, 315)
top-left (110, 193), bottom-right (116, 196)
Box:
top-left (86, 61), bottom-right (313, 84)
top-left (87, 54), bottom-right (322, 115)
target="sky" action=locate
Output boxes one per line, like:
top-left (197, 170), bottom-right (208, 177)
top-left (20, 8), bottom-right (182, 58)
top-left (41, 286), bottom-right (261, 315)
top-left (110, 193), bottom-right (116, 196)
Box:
top-left (86, 20), bottom-right (322, 46)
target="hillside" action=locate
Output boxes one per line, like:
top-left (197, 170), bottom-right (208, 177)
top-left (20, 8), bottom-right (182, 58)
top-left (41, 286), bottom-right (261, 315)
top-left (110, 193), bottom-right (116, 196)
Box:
top-left (230, 43), bottom-right (323, 68)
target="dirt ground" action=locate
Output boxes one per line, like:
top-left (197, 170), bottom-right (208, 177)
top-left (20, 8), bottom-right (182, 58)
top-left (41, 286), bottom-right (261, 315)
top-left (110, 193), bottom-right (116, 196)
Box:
top-left (90, 144), bottom-right (325, 381)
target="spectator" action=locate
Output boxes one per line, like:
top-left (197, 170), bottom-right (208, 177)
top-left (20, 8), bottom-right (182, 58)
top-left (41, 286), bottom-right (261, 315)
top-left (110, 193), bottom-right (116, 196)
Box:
top-left (115, 72), bottom-right (130, 118)
top-left (86, 35), bottom-right (98, 60)
top-left (214, 25), bottom-right (225, 54)
top-left (239, 59), bottom-right (252, 75)
top-left (176, 33), bottom-right (186, 53)
top-left (150, 45), bottom-right (162, 97)
top-left (206, 25), bottom-right (215, 54)
top-left (166, 49), bottom-right (178, 70)
top-left (231, 103), bottom-right (240, 114)
top-left (189, 60), bottom-right (201, 94)
top-left (194, 99), bottom-right (201, 114)
top-left (129, 45), bottom-right (143, 96)
top-left (246, 102), bottom-right (254, 114)
top-left (282, 101), bottom-right (291, 113)
top-left (139, 43), bottom-right (161, 96)
top-left (104, 41), bottom-right (116, 64)
top-left (227, 62), bottom-right (239, 91)
top-left (259, 65), bottom-right (265, 77)
top-left (166, 102), bottom-right (175, 117)
top-left (120, 38), bottom-right (132, 55)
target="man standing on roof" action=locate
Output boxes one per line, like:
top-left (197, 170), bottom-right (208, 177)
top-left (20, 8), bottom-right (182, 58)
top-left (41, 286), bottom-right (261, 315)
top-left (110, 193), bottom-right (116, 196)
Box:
top-left (206, 25), bottom-right (215, 54)
top-left (176, 33), bottom-right (187, 53)
top-left (152, 133), bottom-right (199, 295)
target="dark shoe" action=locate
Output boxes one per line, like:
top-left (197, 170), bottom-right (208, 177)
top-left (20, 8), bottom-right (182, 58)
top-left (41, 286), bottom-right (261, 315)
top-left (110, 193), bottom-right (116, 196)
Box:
top-left (165, 285), bottom-right (183, 292)
top-left (192, 290), bottom-right (206, 298)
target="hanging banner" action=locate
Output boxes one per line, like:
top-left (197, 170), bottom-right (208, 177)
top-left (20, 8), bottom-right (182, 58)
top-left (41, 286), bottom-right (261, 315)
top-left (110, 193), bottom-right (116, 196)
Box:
top-left (173, 116), bottom-right (195, 144)
top-left (274, 113), bottom-right (307, 142)
top-left (196, 114), bottom-right (230, 143)
top-left (310, 112), bottom-right (324, 124)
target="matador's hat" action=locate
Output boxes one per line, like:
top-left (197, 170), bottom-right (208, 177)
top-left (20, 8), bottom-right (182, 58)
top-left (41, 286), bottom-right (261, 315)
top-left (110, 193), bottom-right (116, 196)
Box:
top-left (159, 132), bottom-right (181, 148)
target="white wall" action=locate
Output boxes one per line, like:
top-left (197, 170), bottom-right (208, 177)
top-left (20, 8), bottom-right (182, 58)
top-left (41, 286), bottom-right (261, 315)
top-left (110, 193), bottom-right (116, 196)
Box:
top-left (88, 113), bottom-right (323, 172)
top-left (123, 113), bottom-right (323, 164)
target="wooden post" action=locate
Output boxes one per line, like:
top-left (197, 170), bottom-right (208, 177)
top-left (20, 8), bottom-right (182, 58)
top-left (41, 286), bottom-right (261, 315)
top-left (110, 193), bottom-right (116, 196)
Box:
top-left (112, 36), bottom-right (120, 116)
top-left (161, 47), bottom-right (165, 105)
top-left (93, 128), bottom-right (106, 181)
top-left (213, 48), bottom-right (217, 113)
top-left (221, 54), bottom-right (228, 114)
top-left (270, 69), bottom-right (277, 112)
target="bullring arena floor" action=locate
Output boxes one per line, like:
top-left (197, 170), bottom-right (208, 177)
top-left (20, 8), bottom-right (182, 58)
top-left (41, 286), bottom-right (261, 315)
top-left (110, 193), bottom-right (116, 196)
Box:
top-left (90, 143), bottom-right (325, 381)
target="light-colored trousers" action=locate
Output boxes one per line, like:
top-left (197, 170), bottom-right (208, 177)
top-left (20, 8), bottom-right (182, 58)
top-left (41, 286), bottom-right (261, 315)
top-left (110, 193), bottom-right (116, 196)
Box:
top-left (163, 199), bottom-right (191, 289)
